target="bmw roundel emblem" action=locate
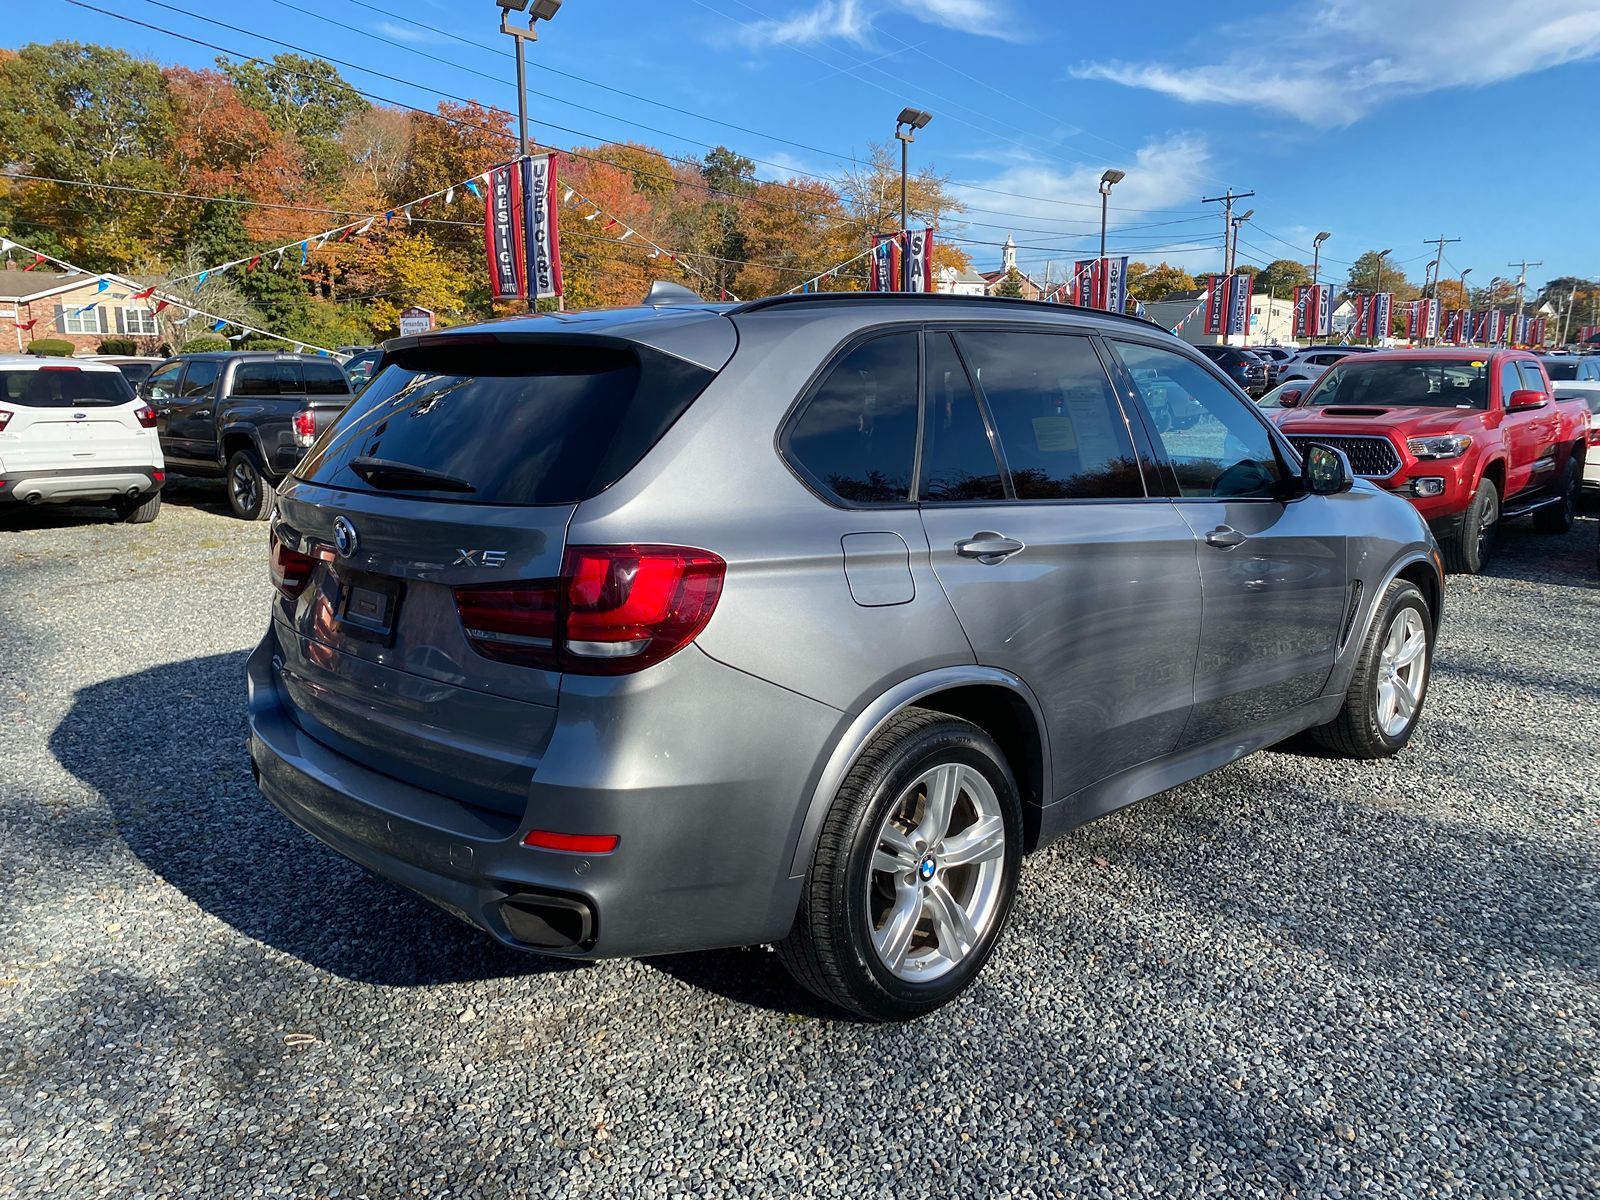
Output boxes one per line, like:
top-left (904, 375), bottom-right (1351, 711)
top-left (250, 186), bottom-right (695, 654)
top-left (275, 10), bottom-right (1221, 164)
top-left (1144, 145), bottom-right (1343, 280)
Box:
top-left (918, 857), bottom-right (937, 882)
top-left (332, 515), bottom-right (359, 559)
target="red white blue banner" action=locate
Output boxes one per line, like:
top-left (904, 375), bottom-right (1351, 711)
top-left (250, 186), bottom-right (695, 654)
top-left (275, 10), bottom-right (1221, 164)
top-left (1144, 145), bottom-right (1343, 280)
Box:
top-left (1293, 285), bottom-right (1331, 338)
top-left (1204, 274), bottom-right (1229, 336)
top-left (869, 234), bottom-right (900, 292)
top-left (484, 162), bottom-right (525, 301)
top-left (520, 153), bottom-right (562, 300)
top-left (1225, 274), bottom-right (1250, 337)
top-left (1421, 298), bottom-right (1439, 341)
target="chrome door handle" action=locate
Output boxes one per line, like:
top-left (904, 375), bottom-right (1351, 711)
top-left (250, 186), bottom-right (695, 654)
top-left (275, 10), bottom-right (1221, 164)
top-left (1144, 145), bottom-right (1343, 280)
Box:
top-left (955, 533), bottom-right (1025, 563)
top-left (195, 409), bottom-right (212, 418)
top-left (1205, 525), bottom-right (1247, 550)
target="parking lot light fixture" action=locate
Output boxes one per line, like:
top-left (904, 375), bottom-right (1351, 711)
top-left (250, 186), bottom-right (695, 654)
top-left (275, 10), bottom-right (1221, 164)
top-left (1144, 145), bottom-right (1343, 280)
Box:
top-left (1098, 169), bottom-right (1125, 260)
top-left (895, 108), bottom-right (933, 291)
top-left (498, 0), bottom-right (563, 157)
top-left (1374, 249), bottom-right (1393, 344)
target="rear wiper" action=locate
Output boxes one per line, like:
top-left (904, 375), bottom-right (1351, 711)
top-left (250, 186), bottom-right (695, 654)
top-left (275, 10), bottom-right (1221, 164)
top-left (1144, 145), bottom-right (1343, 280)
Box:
top-left (349, 456), bottom-right (475, 493)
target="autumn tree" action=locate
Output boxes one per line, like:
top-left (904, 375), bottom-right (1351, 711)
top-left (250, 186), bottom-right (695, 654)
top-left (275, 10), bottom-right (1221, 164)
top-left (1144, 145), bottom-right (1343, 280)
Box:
top-left (0, 42), bottom-right (175, 268)
top-left (735, 178), bottom-right (856, 297)
top-left (219, 53), bottom-right (367, 187)
top-left (837, 142), bottom-right (965, 245)
top-left (1344, 251), bottom-right (1418, 301)
top-left (1126, 260), bottom-right (1195, 300)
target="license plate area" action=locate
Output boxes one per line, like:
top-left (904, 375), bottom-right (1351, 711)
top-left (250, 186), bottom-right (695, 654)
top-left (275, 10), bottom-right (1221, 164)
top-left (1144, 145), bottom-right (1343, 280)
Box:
top-left (333, 570), bottom-right (403, 643)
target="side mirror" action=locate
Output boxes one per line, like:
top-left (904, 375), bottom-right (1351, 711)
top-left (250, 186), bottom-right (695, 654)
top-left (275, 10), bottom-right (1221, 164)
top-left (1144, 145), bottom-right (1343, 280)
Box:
top-left (1507, 388), bottom-right (1548, 411)
top-left (1301, 442), bottom-right (1354, 496)
top-left (1279, 388), bottom-right (1304, 408)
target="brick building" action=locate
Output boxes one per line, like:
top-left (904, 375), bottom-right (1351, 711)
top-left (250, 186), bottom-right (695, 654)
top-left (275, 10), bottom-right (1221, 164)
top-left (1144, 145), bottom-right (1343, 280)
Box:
top-left (0, 268), bottom-right (165, 355)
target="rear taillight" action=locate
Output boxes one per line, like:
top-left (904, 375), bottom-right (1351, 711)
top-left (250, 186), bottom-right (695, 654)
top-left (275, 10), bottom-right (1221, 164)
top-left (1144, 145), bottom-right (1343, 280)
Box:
top-left (454, 545), bottom-right (725, 675)
top-left (292, 408), bottom-right (317, 447)
top-left (269, 529), bottom-right (317, 601)
top-left (135, 405), bottom-right (157, 429)
top-left (0, 409), bottom-right (11, 432)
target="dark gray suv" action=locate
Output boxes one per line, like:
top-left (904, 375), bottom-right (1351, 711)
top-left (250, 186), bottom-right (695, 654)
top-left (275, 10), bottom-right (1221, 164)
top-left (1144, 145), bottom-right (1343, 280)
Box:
top-left (248, 293), bottom-right (1444, 1020)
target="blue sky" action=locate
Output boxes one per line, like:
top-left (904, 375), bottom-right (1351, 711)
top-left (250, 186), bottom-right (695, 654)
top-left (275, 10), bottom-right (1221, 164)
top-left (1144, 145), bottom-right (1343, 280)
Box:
top-left (12, 0), bottom-right (1600, 293)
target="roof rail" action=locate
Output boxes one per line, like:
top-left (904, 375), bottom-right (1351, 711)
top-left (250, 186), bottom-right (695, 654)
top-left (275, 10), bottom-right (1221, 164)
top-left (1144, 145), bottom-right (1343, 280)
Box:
top-left (726, 290), bottom-right (1165, 332)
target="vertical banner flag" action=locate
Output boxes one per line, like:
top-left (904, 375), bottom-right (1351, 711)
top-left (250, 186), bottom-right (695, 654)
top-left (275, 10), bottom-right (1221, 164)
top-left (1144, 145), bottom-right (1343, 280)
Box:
top-left (519, 153), bottom-right (562, 301)
top-left (1073, 259), bottom-right (1097, 308)
top-left (1422, 299), bottom-right (1440, 341)
top-left (1581, 325), bottom-right (1598, 342)
top-left (869, 234), bottom-right (901, 292)
top-left (1204, 274), bottom-right (1229, 336)
top-left (1404, 300), bottom-right (1421, 341)
top-left (1226, 273), bottom-right (1250, 337)
top-left (1488, 310), bottom-right (1505, 344)
top-left (484, 162), bottom-right (525, 301)
top-left (1293, 285), bottom-right (1312, 339)
top-left (902, 228), bottom-right (935, 293)
top-left (1352, 294), bottom-right (1375, 340)
top-left (1315, 284), bottom-right (1333, 336)
top-left (1101, 256), bottom-right (1130, 315)
top-left (1371, 293), bottom-right (1392, 341)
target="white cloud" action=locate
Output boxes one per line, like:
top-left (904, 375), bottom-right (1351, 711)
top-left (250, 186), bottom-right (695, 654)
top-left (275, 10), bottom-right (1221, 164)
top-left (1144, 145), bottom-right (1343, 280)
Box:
top-left (374, 20), bottom-right (448, 45)
top-left (1071, 0), bottom-right (1600, 125)
top-left (950, 136), bottom-right (1224, 273)
top-left (737, 0), bottom-right (1017, 48)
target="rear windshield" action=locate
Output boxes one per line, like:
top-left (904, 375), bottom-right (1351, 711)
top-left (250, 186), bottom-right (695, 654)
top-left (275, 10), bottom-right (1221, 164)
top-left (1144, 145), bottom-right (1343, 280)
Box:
top-left (0, 367), bottom-right (134, 407)
top-left (1542, 360), bottom-right (1578, 381)
top-left (294, 341), bottom-right (715, 505)
top-left (1307, 359), bottom-right (1487, 410)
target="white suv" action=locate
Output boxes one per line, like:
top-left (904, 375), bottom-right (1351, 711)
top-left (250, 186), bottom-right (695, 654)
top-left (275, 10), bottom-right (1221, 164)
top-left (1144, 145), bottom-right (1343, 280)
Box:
top-left (1277, 345), bottom-right (1376, 384)
top-left (0, 356), bottom-right (165, 523)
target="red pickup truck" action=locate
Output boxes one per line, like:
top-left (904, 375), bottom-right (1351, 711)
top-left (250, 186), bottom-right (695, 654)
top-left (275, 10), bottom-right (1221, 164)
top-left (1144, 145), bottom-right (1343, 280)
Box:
top-left (1274, 349), bottom-right (1588, 573)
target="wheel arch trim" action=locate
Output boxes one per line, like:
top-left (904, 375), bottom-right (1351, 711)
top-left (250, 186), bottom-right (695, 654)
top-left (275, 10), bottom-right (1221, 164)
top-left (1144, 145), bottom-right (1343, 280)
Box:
top-left (787, 665), bottom-right (1052, 878)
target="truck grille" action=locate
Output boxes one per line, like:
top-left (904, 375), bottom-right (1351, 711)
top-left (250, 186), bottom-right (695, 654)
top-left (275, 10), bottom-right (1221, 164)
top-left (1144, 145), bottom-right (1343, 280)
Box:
top-left (1288, 434), bottom-right (1401, 478)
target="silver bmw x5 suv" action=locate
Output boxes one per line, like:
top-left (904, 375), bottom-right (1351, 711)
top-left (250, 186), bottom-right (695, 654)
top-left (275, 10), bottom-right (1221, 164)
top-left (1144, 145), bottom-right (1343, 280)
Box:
top-left (248, 291), bottom-right (1444, 1020)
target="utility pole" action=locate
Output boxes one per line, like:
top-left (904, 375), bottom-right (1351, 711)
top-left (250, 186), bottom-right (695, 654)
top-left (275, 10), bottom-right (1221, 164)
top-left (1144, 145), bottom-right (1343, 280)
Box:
top-left (1422, 236), bottom-right (1461, 299)
top-left (1202, 188), bottom-right (1254, 278)
top-left (1508, 259), bottom-right (1542, 345)
top-left (1558, 286), bottom-right (1577, 347)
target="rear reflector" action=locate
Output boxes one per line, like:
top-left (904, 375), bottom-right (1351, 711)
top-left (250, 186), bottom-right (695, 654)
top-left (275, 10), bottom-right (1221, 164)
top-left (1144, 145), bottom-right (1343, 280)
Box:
top-left (454, 544), bottom-right (725, 676)
top-left (522, 830), bottom-right (620, 854)
top-left (153, 471), bottom-right (166, 483)
top-left (268, 529), bottom-right (317, 600)
top-left (135, 405), bottom-right (157, 429)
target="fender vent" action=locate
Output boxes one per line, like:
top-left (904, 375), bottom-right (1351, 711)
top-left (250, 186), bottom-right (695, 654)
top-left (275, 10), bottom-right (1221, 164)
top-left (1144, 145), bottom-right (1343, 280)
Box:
top-left (1339, 579), bottom-right (1364, 650)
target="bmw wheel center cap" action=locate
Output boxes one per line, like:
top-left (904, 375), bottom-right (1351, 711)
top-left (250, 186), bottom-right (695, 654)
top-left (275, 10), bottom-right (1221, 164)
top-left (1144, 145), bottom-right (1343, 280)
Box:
top-left (918, 856), bottom-right (937, 882)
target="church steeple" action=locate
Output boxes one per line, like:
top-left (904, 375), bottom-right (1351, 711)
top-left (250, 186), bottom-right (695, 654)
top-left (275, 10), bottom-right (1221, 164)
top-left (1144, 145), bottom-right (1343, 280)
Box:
top-left (1002, 233), bottom-right (1017, 273)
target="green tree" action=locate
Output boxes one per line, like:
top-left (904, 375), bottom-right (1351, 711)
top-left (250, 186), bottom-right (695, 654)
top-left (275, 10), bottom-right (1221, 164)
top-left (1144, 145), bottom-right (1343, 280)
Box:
top-left (1255, 258), bottom-right (1311, 294)
top-left (0, 42), bottom-right (176, 268)
top-left (995, 268), bottom-right (1024, 298)
top-left (218, 53), bottom-right (366, 186)
top-left (1344, 251), bottom-right (1417, 301)
top-left (699, 146), bottom-right (755, 301)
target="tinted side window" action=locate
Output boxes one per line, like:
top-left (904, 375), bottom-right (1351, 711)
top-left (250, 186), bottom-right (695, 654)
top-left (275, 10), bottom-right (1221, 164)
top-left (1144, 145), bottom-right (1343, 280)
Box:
top-left (959, 331), bottom-right (1143, 500)
top-left (232, 361), bottom-right (302, 397)
top-left (303, 361), bottom-right (352, 395)
top-left (144, 362), bottom-right (182, 400)
top-left (179, 360), bottom-right (219, 399)
top-left (920, 333), bottom-right (1003, 502)
top-left (787, 334), bottom-right (919, 504)
top-left (1497, 360), bottom-right (1521, 407)
top-left (1516, 361), bottom-right (1548, 393)
top-left (1113, 340), bottom-right (1284, 499)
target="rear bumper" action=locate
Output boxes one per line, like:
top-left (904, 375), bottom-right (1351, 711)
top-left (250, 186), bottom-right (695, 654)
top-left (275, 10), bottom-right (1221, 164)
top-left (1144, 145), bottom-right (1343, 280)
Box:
top-left (246, 630), bottom-right (842, 959)
top-left (0, 466), bottom-right (163, 504)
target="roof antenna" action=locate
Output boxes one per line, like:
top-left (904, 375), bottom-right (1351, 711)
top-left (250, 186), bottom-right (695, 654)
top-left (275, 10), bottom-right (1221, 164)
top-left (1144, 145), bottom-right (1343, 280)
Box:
top-left (642, 281), bottom-right (704, 306)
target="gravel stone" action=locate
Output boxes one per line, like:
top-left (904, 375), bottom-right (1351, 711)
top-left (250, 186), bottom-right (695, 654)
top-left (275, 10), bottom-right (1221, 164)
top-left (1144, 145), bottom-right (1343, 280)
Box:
top-left (1, 483), bottom-right (1597, 1198)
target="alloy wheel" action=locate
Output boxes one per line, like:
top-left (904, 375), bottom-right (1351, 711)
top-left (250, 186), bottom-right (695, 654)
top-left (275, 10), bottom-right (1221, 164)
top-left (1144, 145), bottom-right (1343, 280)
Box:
top-left (232, 459), bottom-right (260, 515)
top-left (1375, 607), bottom-right (1428, 739)
top-left (1476, 488), bottom-right (1499, 564)
top-left (865, 762), bottom-right (1008, 983)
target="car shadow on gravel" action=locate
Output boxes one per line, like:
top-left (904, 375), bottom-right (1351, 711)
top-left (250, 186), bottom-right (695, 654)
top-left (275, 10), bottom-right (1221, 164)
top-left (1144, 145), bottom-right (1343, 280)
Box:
top-left (48, 650), bottom-right (583, 988)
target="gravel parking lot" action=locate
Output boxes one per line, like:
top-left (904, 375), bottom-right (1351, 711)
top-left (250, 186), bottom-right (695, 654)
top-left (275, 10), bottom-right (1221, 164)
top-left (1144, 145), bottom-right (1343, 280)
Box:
top-left (2, 483), bottom-right (1597, 1199)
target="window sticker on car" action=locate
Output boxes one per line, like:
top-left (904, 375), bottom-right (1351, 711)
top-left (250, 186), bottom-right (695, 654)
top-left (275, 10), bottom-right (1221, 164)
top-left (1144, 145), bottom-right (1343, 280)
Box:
top-left (1470, 361), bottom-right (1485, 368)
top-left (1031, 415), bottom-right (1078, 452)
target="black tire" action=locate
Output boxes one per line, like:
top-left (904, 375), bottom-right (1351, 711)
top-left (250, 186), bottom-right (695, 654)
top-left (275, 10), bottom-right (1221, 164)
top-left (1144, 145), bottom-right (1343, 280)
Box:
top-left (225, 448), bottom-right (274, 521)
top-left (1532, 458), bottom-right (1580, 534)
top-left (1440, 478), bottom-right (1498, 574)
top-left (777, 708), bottom-right (1023, 1022)
top-left (1309, 579), bottom-right (1433, 759)
top-left (116, 491), bottom-right (162, 524)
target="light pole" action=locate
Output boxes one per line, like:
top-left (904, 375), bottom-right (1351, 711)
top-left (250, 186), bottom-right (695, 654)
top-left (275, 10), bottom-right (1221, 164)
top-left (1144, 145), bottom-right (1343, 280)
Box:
top-left (497, 0), bottom-right (562, 159)
top-left (1098, 168), bottom-right (1125, 261)
top-left (1373, 248), bottom-right (1392, 345)
top-left (895, 107), bottom-right (932, 292)
top-left (1310, 231), bottom-right (1330, 343)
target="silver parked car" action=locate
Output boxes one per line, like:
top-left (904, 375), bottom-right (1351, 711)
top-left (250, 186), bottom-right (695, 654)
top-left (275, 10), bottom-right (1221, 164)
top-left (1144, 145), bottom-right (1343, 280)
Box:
top-left (248, 292), bottom-right (1445, 1020)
